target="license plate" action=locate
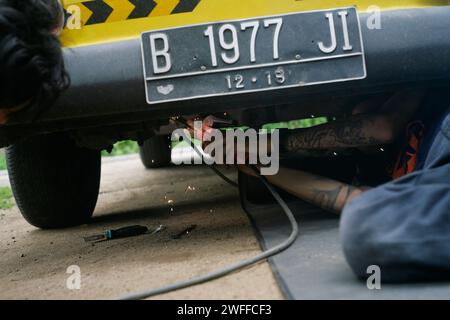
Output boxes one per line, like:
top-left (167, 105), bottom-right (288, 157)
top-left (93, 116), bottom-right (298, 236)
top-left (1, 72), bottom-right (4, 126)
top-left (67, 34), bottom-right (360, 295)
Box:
top-left (141, 7), bottom-right (366, 104)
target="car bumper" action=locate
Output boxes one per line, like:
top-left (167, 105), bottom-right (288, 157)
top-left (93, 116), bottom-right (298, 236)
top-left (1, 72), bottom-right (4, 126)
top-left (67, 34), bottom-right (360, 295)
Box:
top-left (2, 6), bottom-right (450, 145)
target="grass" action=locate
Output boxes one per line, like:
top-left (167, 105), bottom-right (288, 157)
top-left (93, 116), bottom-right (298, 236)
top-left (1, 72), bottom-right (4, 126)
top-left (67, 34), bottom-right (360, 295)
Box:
top-left (101, 140), bottom-right (139, 157)
top-left (0, 186), bottom-right (14, 210)
top-left (0, 153), bottom-right (6, 171)
top-left (0, 151), bottom-right (13, 209)
top-left (263, 117), bottom-right (328, 130)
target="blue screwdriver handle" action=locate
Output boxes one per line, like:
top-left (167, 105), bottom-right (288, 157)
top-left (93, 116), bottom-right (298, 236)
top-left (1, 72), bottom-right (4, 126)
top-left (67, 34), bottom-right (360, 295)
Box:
top-left (105, 225), bottom-right (148, 240)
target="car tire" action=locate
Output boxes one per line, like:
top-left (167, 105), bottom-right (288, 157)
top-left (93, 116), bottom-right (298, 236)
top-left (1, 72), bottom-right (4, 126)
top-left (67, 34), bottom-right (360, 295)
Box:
top-left (6, 133), bottom-right (101, 229)
top-left (139, 135), bottom-right (172, 168)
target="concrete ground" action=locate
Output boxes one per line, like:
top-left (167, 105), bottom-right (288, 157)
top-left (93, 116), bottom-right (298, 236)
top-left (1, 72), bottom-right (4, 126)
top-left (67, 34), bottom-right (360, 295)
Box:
top-left (0, 155), bottom-right (282, 300)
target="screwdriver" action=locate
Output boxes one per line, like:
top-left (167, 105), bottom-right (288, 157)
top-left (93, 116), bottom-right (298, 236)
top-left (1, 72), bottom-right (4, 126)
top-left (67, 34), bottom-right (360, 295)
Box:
top-left (84, 225), bottom-right (149, 242)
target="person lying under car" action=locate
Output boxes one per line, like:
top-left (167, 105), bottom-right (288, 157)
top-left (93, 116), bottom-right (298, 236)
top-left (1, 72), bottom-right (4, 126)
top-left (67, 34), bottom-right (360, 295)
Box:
top-left (195, 89), bottom-right (450, 283)
top-left (0, 0), bottom-right (68, 124)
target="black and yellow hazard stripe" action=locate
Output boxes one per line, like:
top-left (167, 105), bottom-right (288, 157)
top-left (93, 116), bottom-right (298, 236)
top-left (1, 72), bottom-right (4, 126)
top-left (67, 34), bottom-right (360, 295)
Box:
top-left (61, 0), bottom-right (442, 48)
top-left (73, 0), bottom-right (201, 26)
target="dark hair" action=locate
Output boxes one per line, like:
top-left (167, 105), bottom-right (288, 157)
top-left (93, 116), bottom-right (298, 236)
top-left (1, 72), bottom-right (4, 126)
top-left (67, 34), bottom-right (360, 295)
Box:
top-left (0, 0), bottom-right (69, 118)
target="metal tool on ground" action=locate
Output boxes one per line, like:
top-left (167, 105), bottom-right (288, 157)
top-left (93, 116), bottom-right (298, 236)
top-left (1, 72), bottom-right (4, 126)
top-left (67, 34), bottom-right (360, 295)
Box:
top-left (171, 224), bottom-right (197, 239)
top-left (84, 225), bottom-right (149, 243)
top-left (150, 224), bottom-right (166, 235)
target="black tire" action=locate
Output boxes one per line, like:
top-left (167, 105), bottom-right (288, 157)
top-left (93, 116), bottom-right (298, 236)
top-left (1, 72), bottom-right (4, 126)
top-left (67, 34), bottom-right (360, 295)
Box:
top-left (139, 135), bottom-right (172, 168)
top-left (6, 133), bottom-right (101, 229)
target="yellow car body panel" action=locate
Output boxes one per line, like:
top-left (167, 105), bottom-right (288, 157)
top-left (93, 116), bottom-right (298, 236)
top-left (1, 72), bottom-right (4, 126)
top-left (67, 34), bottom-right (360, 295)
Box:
top-left (60, 0), bottom-right (449, 48)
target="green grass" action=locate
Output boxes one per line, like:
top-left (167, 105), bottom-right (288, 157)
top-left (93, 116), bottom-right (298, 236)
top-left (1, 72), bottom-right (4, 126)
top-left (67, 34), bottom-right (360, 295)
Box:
top-left (0, 153), bottom-right (6, 171)
top-left (101, 140), bottom-right (139, 157)
top-left (0, 186), bottom-right (14, 210)
top-left (263, 117), bottom-right (328, 130)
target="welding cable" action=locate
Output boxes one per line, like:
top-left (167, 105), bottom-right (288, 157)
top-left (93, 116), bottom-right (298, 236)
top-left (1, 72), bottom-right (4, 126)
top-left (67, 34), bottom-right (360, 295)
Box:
top-left (208, 164), bottom-right (239, 188)
top-left (173, 117), bottom-right (239, 188)
top-left (118, 171), bottom-right (298, 300)
top-left (118, 144), bottom-right (298, 300)
top-left (189, 140), bottom-right (239, 188)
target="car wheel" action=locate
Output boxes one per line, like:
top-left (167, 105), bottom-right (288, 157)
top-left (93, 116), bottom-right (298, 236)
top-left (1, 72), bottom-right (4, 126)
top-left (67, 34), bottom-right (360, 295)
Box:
top-left (139, 135), bottom-right (172, 168)
top-left (6, 133), bottom-right (101, 229)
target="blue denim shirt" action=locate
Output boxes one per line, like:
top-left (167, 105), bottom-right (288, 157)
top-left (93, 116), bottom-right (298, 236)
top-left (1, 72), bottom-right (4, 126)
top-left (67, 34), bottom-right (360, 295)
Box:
top-left (415, 101), bottom-right (450, 170)
top-left (340, 103), bottom-right (450, 282)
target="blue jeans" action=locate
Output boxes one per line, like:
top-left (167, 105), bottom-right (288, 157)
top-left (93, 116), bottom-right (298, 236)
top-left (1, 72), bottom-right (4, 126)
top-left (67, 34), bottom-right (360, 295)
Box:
top-left (340, 110), bottom-right (450, 282)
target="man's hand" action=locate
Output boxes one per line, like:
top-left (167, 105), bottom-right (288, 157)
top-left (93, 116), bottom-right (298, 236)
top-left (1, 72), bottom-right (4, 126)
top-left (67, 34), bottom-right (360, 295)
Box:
top-left (185, 116), bottom-right (260, 165)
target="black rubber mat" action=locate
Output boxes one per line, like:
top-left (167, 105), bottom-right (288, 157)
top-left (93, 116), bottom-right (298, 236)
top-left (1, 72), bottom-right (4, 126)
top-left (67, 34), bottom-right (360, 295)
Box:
top-left (243, 198), bottom-right (450, 299)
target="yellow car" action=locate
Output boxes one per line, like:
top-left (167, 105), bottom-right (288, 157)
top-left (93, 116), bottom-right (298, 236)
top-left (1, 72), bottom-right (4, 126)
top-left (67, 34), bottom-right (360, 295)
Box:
top-left (3, 0), bottom-right (450, 228)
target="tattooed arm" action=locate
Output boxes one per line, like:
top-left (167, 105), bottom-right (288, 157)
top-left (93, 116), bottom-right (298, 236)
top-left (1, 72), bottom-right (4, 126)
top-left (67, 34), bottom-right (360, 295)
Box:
top-left (260, 166), bottom-right (368, 213)
top-left (281, 90), bottom-right (426, 152)
top-left (282, 114), bottom-right (390, 151)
